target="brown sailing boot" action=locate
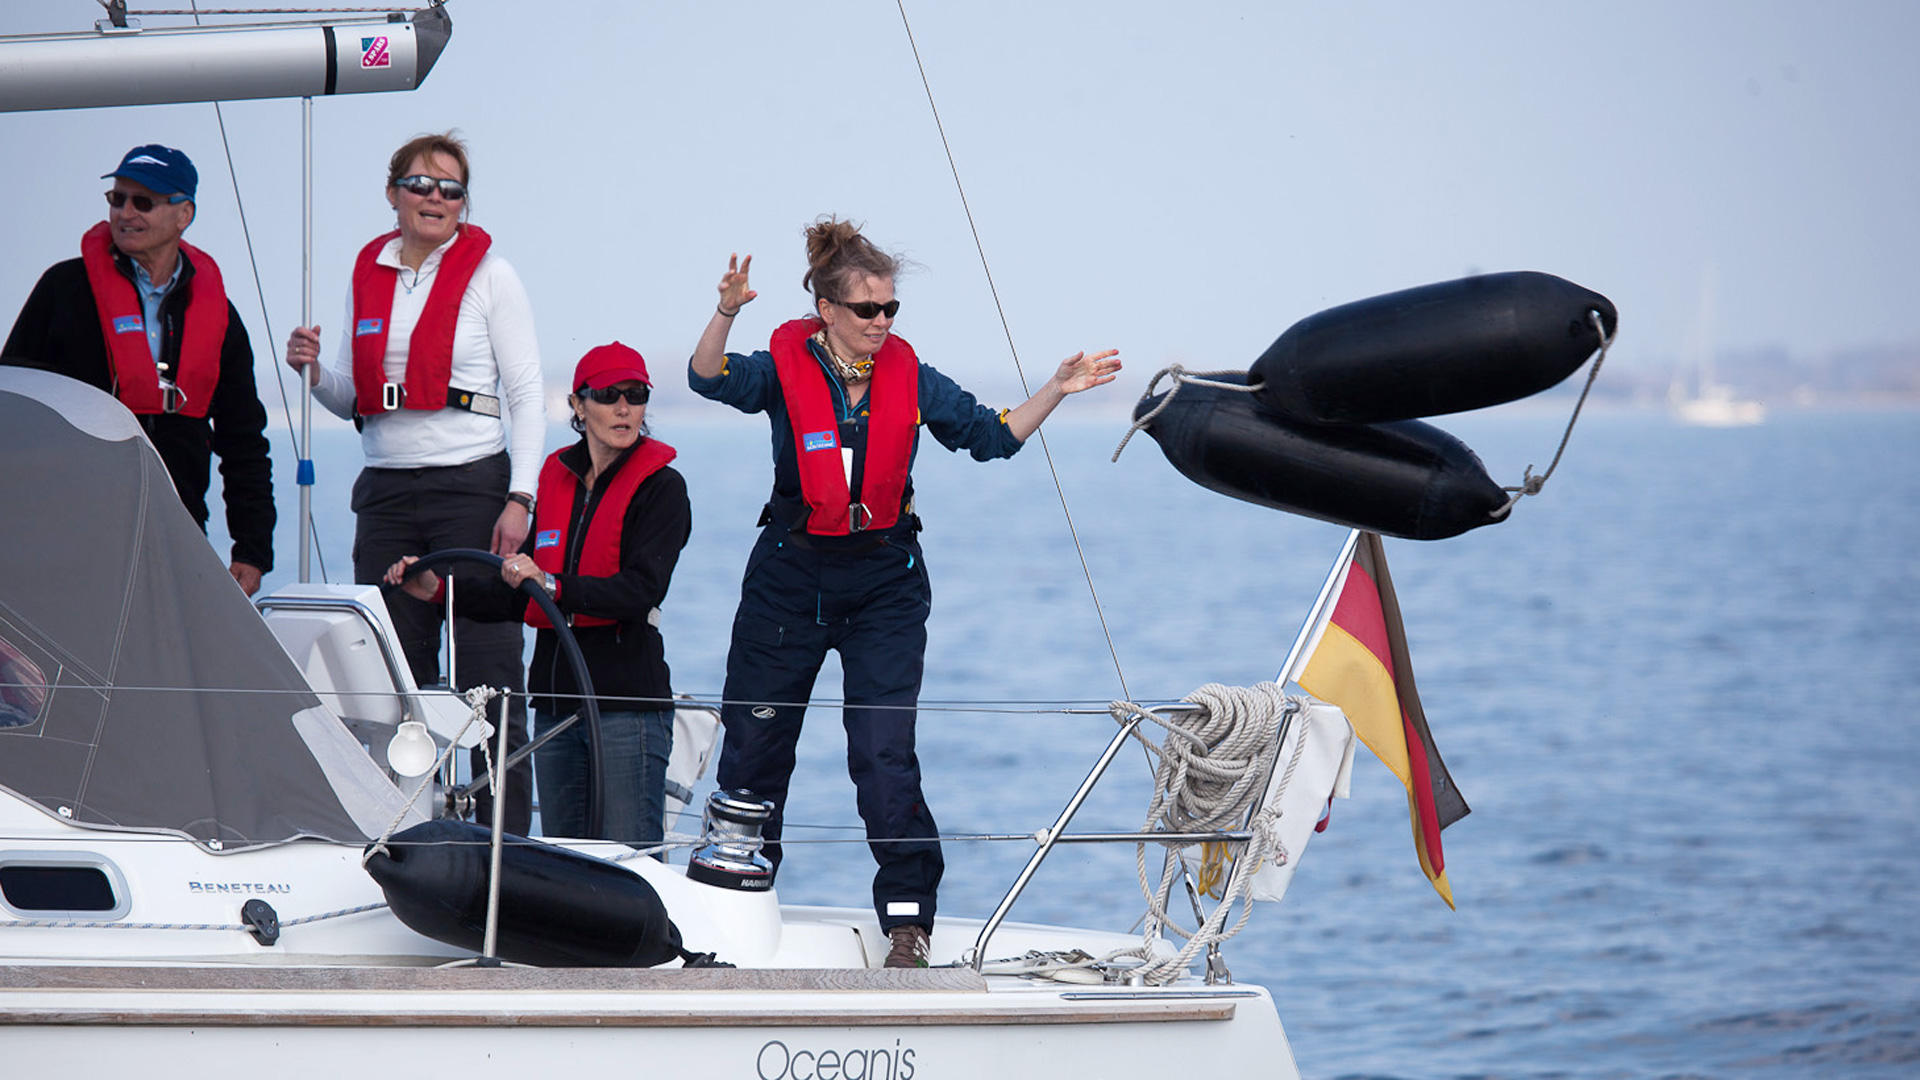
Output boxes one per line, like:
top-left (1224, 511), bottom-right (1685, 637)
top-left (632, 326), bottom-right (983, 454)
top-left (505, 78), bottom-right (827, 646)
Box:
top-left (883, 924), bottom-right (930, 969)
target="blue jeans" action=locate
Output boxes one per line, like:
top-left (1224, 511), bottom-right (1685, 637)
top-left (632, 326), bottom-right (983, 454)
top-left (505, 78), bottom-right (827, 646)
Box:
top-left (534, 707), bottom-right (672, 851)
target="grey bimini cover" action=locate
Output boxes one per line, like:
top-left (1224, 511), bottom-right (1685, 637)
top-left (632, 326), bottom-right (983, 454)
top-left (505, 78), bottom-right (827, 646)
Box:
top-left (0, 368), bottom-right (410, 848)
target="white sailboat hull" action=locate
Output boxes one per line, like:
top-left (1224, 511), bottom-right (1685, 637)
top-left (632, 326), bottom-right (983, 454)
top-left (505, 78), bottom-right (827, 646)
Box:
top-left (0, 807), bottom-right (1296, 1077)
top-left (1671, 391), bottom-right (1766, 427)
top-left (0, 966), bottom-right (1292, 1077)
top-left (0, 672), bottom-right (1298, 1076)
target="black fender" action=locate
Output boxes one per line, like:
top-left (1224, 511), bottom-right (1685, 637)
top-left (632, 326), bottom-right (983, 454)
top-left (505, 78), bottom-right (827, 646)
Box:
top-left (1137, 374), bottom-right (1508, 540)
top-left (365, 819), bottom-right (686, 967)
top-left (1250, 271), bottom-right (1615, 424)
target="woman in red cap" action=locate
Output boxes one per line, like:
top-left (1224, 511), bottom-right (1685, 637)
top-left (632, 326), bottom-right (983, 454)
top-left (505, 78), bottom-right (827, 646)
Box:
top-left (387, 342), bottom-right (690, 849)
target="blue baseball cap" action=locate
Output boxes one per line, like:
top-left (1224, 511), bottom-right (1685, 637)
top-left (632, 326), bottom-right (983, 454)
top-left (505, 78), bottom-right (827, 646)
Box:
top-left (102, 144), bottom-right (197, 202)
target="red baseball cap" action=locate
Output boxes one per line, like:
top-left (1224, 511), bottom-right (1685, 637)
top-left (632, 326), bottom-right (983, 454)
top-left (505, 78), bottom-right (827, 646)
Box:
top-left (572, 341), bottom-right (651, 391)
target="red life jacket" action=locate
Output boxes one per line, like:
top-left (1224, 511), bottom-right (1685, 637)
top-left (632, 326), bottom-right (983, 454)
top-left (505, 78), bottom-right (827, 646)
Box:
top-left (348, 224), bottom-right (492, 417)
top-left (769, 318), bottom-right (919, 535)
top-left (524, 438), bottom-right (678, 629)
top-left (79, 221), bottom-right (227, 418)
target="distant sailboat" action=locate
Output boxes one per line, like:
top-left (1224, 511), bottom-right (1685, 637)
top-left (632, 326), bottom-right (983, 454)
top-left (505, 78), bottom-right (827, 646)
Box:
top-left (1669, 266), bottom-right (1766, 426)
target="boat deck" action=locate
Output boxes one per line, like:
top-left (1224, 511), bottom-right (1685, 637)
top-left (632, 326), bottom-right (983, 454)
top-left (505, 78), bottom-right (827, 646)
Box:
top-left (0, 964), bottom-right (1246, 1027)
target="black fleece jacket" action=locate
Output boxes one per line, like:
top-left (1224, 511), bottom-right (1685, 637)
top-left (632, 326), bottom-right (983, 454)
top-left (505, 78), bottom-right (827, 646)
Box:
top-left (3, 249), bottom-right (275, 572)
top-left (454, 438), bottom-right (691, 716)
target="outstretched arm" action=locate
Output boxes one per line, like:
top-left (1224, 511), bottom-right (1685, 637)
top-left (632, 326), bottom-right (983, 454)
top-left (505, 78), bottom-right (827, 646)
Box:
top-left (690, 253), bottom-right (756, 380)
top-left (1003, 348), bottom-right (1123, 441)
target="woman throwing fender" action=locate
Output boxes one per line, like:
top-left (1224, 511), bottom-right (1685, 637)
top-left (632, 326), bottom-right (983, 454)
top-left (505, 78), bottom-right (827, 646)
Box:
top-left (687, 216), bottom-right (1120, 968)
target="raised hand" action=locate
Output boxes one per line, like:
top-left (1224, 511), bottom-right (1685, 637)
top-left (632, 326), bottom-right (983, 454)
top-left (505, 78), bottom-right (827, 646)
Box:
top-left (1052, 348), bottom-right (1123, 395)
top-left (1004, 348), bottom-right (1125, 441)
top-left (718, 253), bottom-right (757, 315)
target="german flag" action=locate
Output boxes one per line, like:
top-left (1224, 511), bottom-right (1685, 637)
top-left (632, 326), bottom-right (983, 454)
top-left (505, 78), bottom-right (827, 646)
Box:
top-left (1295, 531), bottom-right (1469, 907)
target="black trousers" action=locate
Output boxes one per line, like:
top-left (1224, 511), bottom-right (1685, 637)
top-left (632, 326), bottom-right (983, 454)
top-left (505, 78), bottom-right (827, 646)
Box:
top-left (351, 450), bottom-right (532, 835)
top-left (715, 526), bottom-right (943, 932)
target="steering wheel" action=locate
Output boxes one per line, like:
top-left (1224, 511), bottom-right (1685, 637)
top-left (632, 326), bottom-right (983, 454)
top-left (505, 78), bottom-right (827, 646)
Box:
top-left (402, 548), bottom-right (605, 838)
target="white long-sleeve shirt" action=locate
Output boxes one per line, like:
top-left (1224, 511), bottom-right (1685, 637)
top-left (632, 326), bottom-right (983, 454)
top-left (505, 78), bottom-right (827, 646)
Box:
top-left (312, 232), bottom-right (545, 495)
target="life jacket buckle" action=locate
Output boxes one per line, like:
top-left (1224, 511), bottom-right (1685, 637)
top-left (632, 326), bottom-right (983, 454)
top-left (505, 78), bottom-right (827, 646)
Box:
top-left (382, 381), bottom-right (405, 411)
top-left (848, 502), bottom-right (872, 533)
top-left (158, 379), bottom-right (185, 415)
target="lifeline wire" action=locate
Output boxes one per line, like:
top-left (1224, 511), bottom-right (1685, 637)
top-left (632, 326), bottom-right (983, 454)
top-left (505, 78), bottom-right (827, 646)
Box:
top-left (894, 0), bottom-right (1130, 705)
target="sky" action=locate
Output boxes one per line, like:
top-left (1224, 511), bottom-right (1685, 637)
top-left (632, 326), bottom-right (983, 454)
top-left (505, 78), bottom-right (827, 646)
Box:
top-left (2, 0), bottom-right (1916, 429)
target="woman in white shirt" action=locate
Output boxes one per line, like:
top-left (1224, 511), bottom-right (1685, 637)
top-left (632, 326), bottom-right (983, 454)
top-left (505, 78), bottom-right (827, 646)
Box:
top-left (286, 132), bottom-right (544, 834)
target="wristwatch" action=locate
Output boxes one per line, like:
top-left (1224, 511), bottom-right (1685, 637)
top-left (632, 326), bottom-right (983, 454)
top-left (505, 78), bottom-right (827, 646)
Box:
top-left (541, 571), bottom-right (558, 596)
top-left (506, 491), bottom-right (534, 513)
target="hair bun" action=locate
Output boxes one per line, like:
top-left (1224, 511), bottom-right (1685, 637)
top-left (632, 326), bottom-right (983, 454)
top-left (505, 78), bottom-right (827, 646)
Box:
top-left (801, 215), bottom-right (900, 301)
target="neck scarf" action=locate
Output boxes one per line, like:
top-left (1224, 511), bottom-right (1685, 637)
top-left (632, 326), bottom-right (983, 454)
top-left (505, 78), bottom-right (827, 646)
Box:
top-left (812, 329), bottom-right (872, 385)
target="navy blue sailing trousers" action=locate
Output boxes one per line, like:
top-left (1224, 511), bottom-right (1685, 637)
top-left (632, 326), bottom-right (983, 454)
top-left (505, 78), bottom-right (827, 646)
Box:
top-left (715, 526), bottom-right (943, 932)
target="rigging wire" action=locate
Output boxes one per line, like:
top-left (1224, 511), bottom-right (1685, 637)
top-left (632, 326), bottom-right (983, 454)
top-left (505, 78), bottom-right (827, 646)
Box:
top-left (889, 13), bottom-right (1292, 967)
top-left (190, 0), bottom-right (331, 582)
top-left (0, 675), bottom-right (1139, 717)
top-left (893, 0), bottom-right (1130, 706)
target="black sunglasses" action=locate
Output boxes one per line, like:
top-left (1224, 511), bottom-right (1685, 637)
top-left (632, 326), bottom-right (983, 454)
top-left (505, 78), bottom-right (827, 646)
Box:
top-left (391, 175), bottom-right (468, 201)
top-left (832, 297), bottom-right (901, 320)
top-left (105, 190), bottom-right (186, 212)
top-left (580, 385), bottom-right (650, 406)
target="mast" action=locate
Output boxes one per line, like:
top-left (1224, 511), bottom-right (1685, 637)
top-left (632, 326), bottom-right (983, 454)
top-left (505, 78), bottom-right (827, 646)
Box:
top-left (300, 94), bottom-right (314, 581)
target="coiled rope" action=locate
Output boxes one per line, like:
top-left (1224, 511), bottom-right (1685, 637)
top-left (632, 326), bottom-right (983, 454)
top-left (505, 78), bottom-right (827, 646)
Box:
top-left (1100, 683), bottom-right (1308, 984)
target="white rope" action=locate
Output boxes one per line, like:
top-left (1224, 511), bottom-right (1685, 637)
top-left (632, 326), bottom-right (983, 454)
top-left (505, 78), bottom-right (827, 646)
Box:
top-left (975, 948), bottom-right (1103, 983)
top-left (1103, 684), bottom-right (1305, 985)
top-left (1111, 365), bottom-right (1263, 462)
top-left (0, 901), bottom-right (391, 933)
top-left (1493, 309), bottom-right (1616, 518)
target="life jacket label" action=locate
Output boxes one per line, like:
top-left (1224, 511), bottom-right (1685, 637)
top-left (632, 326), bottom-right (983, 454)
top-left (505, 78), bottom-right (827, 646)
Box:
top-left (802, 429), bottom-right (838, 453)
top-left (112, 315), bottom-right (144, 335)
top-left (534, 529), bottom-right (561, 550)
top-left (355, 317), bottom-right (383, 336)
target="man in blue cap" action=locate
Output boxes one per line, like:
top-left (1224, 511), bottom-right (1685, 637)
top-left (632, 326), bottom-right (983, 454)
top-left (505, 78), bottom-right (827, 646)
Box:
top-left (3, 144), bottom-right (274, 593)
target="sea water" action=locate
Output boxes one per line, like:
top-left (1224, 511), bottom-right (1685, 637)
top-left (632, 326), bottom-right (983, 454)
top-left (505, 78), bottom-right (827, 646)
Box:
top-left (255, 405), bottom-right (1920, 1079)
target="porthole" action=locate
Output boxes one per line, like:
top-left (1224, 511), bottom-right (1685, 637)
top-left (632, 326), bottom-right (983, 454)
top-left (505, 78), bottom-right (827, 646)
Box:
top-left (0, 852), bottom-right (129, 919)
